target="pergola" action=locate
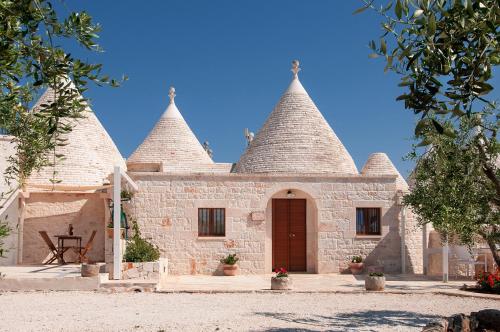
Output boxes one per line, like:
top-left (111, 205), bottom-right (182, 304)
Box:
top-left (111, 165), bottom-right (138, 279)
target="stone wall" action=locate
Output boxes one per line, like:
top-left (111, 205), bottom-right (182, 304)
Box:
top-left (404, 208), bottom-right (424, 274)
top-left (120, 258), bottom-right (168, 280)
top-left (426, 230), bottom-right (493, 277)
top-left (23, 192), bottom-right (106, 264)
top-left (128, 172), bottom-right (423, 275)
top-left (0, 191), bottom-right (19, 265)
top-left (0, 136), bottom-right (16, 197)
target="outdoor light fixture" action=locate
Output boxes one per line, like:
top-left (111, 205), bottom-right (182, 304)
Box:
top-left (286, 190), bottom-right (295, 198)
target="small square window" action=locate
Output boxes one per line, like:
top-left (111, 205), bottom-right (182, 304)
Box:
top-left (198, 208), bottom-right (225, 237)
top-left (356, 208), bottom-right (381, 235)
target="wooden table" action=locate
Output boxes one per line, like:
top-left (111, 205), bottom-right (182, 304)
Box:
top-left (55, 235), bottom-right (82, 264)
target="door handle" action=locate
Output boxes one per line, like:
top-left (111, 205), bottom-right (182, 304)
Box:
top-left (289, 233), bottom-right (296, 238)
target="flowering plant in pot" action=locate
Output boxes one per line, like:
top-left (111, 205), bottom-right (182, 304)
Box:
top-left (220, 253), bottom-right (239, 276)
top-left (349, 255), bottom-right (364, 274)
top-left (365, 272), bottom-right (385, 291)
top-left (271, 267), bottom-right (291, 290)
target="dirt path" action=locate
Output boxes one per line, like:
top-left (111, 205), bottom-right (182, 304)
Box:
top-left (0, 292), bottom-right (497, 331)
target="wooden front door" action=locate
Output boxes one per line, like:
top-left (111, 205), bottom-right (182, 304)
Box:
top-left (272, 199), bottom-right (306, 272)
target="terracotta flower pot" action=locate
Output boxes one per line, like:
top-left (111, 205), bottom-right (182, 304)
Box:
top-left (223, 264), bottom-right (238, 276)
top-left (107, 228), bottom-right (125, 239)
top-left (81, 263), bottom-right (99, 277)
top-left (349, 262), bottom-right (364, 275)
top-left (365, 275), bottom-right (385, 291)
top-left (271, 277), bottom-right (291, 290)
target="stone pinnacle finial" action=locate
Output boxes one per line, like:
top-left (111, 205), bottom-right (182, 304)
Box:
top-left (169, 86), bottom-right (176, 103)
top-left (291, 60), bottom-right (301, 78)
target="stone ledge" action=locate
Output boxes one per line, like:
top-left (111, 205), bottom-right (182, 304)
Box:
top-left (129, 172), bottom-right (398, 183)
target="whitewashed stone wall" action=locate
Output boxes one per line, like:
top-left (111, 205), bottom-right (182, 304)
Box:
top-left (0, 136), bottom-right (16, 196)
top-left (0, 136), bottom-right (18, 266)
top-left (0, 191), bottom-right (19, 265)
top-left (128, 173), bottom-right (423, 275)
top-left (23, 193), bottom-right (106, 263)
top-left (404, 208), bottom-right (423, 274)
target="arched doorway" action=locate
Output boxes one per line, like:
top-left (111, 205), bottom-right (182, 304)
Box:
top-left (272, 198), bottom-right (307, 271)
top-left (264, 188), bottom-right (318, 273)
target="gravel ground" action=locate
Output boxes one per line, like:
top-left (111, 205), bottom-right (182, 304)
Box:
top-left (0, 292), bottom-right (498, 331)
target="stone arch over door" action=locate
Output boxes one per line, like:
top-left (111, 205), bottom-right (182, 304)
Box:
top-left (263, 186), bottom-right (319, 273)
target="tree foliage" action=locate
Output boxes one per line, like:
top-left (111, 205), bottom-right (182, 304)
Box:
top-left (0, 219), bottom-right (9, 257)
top-left (356, 0), bottom-right (499, 264)
top-left (405, 121), bottom-right (499, 264)
top-left (0, 0), bottom-right (124, 187)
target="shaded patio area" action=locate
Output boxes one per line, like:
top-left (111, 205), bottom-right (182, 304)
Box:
top-left (0, 264), bottom-right (99, 291)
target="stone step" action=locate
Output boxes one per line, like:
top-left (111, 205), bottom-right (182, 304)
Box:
top-left (98, 279), bottom-right (158, 292)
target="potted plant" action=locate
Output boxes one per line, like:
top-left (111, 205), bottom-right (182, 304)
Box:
top-left (106, 221), bottom-right (126, 239)
top-left (220, 253), bottom-right (239, 276)
top-left (365, 272), bottom-right (385, 291)
top-left (81, 263), bottom-right (100, 277)
top-left (271, 267), bottom-right (291, 290)
top-left (121, 189), bottom-right (134, 202)
top-left (349, 255), bottom-right (364, 274)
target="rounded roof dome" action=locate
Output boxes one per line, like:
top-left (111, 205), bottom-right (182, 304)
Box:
top-left (361, 152), bottom-right (408, 190)
top-left (234, 61), bottom-right (358, 174)
top-left (128, 87), bottom-right (213, 166)
top-left (29, 85), bottom-right (126, 186)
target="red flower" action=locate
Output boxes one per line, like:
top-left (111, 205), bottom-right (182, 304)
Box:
top-left (488, 275), bottom-right (495, 288)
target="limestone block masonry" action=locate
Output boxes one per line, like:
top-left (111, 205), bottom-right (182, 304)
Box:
top-left (128, 172), bottom-right (423, 275)
top-left (107, 258), bottom-right (168, 280)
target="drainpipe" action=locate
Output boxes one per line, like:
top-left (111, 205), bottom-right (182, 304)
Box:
top-left (113, 166), bottom-right (122, 280)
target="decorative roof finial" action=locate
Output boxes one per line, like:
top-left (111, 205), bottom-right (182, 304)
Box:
top-left (169, 86), bottom-right (176, 103)
top-left (291, 60), bottom-right (301, 78)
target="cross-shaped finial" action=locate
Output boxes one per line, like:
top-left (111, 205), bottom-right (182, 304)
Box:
top-left (291, 60), bottom-right (300, 78)
top-left (169, 86), bottom-right (176, 103)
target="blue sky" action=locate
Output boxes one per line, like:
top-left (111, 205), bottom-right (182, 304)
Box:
top-left (55, 1), bottom-right (468, 176)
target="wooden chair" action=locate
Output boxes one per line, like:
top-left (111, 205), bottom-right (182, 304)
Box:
top-left (75, 230), bottom-right (97, 263)
top-left (39, 231), bottom-right (61, 264)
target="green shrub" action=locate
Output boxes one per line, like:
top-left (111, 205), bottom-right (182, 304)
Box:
top-left (220, 253), bottom-right (239, 265)
top-left (0, 219), bottom-right (10, 258)
top-left (369, 272), bottom-right (384, 277)
top-left (351, 256), bottom-right (362, 263)
top-left (124, 220), bottom-right (160, 263)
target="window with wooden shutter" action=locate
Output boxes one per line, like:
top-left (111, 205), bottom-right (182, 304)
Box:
top-left (198, 208), bottom-right (225, 237)
top-left (356, 208), bottom-right (381, 235)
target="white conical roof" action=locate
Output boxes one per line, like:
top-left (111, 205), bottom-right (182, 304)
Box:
top-left (29, 85), bottom-right (126, 187)
top-left (234, 61), bottom-right (358, 174)
top-left (128, 87), bottom-right (213, 167)
top-left (361, 153), bottom-right (408, 190)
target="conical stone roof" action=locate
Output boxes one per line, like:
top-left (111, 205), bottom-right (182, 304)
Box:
top-left (128, 87), bottom-right (213, 167)
top-left (29, 85), bottom-right (126, 186)
top-left (234, 61), bottom-right (358, 174)
top-left (361, 152), bottom-right (408, 190)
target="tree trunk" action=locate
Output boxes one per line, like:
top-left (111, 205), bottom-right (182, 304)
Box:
top-left (476, 141), bottom-right (500, 207)
top-left (485, 236), bottom-right (500, 270)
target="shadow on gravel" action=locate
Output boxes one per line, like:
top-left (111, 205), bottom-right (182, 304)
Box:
top-left (255, 310), bottom-right (441, 331)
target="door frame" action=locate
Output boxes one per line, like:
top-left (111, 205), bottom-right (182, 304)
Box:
top-left (272, 198), bottom-right (307, 272)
